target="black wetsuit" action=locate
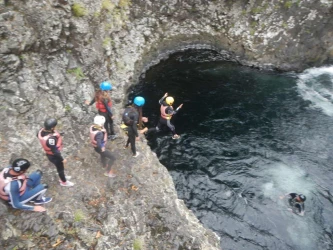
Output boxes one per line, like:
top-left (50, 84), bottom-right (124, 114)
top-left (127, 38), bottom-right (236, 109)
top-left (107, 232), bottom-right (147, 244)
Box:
top-left (92, 127), bottom-right (115, 169)
top-left (89, 98), bottom-right (115, 136)
top-left (37, 130), bottom-right (67, 182)
top-left (123, 107), bottom-right (139, 155)
top-left (288, 193), bottom-right (305, 214)
top-left (148, 96), bottom-right (180, 135)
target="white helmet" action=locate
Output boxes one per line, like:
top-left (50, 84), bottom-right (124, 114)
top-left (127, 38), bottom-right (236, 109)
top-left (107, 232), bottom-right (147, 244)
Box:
top-left (94, 115), bottom-right (105, 126)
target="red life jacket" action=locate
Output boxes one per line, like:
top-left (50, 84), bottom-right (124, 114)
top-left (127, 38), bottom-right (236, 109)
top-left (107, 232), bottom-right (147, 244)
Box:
top-left (38, 128), bottom-right (63, 155)
top-left (0, 168), bottom-right (27, 201)
top-left (95, 99), bottom-right (112, 113)
top-left (90, 125), bottom-right (107, 147)
top-left (160, 105), bottom-right (173, 120)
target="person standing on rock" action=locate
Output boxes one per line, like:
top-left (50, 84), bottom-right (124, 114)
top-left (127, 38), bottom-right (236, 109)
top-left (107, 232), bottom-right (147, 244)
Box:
top-left (37, 118), bottom-right (74, 187)
top-left (122, 96), bottom-right (148, 157)
top-left (0, 158), bottom-right (52, 212)
top-left (85, 81), bottom-right (118, 140)
top-left (146, 92), bottom-right (183, 139)
top-left (90, 115), bottom-right (116, 177)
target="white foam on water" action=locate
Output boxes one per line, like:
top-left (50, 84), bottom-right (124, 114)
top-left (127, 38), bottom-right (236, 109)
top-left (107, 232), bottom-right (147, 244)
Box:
top-left (262, 162), bottom-right (315, 197)
top-left (262, 163), bottom-right (317, 249)
top-left (297, 66), bottom-right (333, 116)
top-left (286, 220), bottom-right (315, 250)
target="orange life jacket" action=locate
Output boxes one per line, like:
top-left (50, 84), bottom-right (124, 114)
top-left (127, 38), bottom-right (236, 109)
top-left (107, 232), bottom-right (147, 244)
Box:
top-left (0, 168), bottom-right (27, 201)
top-left (90, 126), bottom-right (107, 147)
top-left (38, 128), bottom-right (63, 155)
top-left (95, 99), bottom-right (112, 113)
top-left (160, 105), bottom-right (173, 120)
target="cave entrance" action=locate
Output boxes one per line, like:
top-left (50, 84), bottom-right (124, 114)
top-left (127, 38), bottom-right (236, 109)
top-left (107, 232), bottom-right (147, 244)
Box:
top-left (128, 49), bottom-right (333, 250)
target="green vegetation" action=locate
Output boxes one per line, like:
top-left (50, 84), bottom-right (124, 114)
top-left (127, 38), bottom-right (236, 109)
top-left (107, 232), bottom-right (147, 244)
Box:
top-left (118, 0), bottom-right (132, 8)
top-left (105, 22), bottom-right (113, 30)
top-left (21, 231), bottom-right (34, 240)
top-left (93, 11), bottom-right (101, 18)
top-left (304, 29), bottom-right (312, 34)
top-left (102, 0), bottom-right (115, 12)
top-left (107, 8), bottom-right (129, 29)
top-left (133, 239), bottom-right (142, 250)
top-left (251, 7), bottom-right (263, 14)
top-left (115, 8), bottom-right (128, 22)
top-left (100, 0), bottom-right (131, 31)
top-left (250, 3), bottom-right (268, 14)
top-left (249, 21), bottom-right (258, 35)
top-left (64, 104), bottom-right (71, 112)
top-left (74, 209), bottom-right (85, 222)
top-left (250, 21), bottom-right (258, 28)
top-left (284, 1), bottom-right (293, 9)
top-left (66, 228), bottom-right (77, 235)
top-left (72, 3), bottom-right (87, 17)
top-left (67, 67), bottom-right (85, 80)
top-left (103, 37), bottom-right (114, 48)
top-left (116, 61), bottom-right (125, 70)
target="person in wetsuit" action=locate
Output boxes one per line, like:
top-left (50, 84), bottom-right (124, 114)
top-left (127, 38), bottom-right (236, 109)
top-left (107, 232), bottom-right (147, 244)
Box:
top-left (0, 158), bottom-right (52, 212)
top-left (122, 96), bottom-right (148, 157)
top-left (85, 81), bottom-right (117, 140)
top-left (37, 118), bottom-right (74, 187)
top-left (280, 193), bottom-right (306, 216)
top-left (147, 92), bottom-right (183, 139)
top-left (90, 115), bottom-right (116, 177)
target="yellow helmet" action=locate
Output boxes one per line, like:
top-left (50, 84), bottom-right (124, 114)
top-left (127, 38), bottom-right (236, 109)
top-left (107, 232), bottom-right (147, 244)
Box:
top-left (166, 96), bottom-right (174, 105)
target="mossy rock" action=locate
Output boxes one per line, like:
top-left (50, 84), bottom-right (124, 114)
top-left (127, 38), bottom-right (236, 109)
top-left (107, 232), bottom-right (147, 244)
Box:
top-left (72, 3), bottom-right (87, 17)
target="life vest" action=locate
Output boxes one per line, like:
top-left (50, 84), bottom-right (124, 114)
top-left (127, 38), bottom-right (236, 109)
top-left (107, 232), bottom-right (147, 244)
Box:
top-left (38, 128), bottom-right (63, 155)
top-left (160, 105), bottom-right (173, 120)
top-left (95, 99), bottom-right (112, 113)
top-left (0, 168), bottom-right (27, 201)
top-left (289, 197), bottom-right (303, 214)
top-left (122, 107), bottom-right (137, 126)
top-left (90, 126), bottom-right (107, 147)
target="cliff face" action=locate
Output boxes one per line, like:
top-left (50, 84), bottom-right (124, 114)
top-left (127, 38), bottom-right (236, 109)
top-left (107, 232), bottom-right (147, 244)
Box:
top-left (0, 0), bottom-right (332, 249)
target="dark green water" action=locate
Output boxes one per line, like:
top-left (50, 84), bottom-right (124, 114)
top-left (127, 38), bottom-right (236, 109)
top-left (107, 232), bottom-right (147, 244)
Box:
top-left (131, 50), bottom-right (333, 250)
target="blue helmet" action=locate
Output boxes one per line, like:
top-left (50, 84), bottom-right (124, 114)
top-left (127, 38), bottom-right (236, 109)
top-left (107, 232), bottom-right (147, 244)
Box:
top-left (134, 96), bottom-right (145, 107)
top-left (100, 81), bottom-right (112, 91)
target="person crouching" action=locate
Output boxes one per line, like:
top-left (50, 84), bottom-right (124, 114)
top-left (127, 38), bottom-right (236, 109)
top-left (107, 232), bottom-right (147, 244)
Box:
top-left (0, 158), bottom-right (52, 212)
